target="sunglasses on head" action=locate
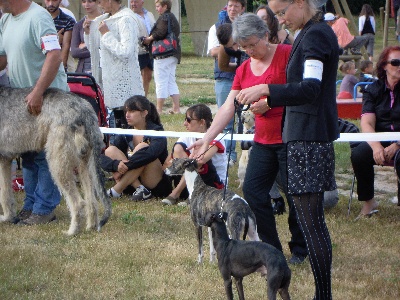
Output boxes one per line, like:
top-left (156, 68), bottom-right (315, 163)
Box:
top-left (184, 116), bottom-right (199, 123)
top-left (387, 59), bottom-right (400, 67)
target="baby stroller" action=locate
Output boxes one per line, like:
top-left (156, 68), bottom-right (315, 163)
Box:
top-left (67, 72), bottom-right (107, 127)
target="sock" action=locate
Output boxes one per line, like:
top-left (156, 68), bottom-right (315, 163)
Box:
top-left (110, 187), bottom-right (121, 198)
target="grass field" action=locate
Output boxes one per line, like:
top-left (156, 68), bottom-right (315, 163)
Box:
top-left (0, 14), bottom-right (399, 300)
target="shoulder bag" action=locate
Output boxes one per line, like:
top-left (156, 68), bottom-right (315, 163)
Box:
top-left (151, 14), bottom-right (178, 58)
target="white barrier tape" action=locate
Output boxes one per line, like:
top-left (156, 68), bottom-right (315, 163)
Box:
top-left (100, 127), bottom-right (400, 142)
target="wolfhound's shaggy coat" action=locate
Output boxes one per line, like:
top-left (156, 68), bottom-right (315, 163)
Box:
top-left (0, 87), bottom-right (111, 235)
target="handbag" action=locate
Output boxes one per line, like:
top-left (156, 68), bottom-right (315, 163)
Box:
top-left (151, 15), bottom-right (178, 58)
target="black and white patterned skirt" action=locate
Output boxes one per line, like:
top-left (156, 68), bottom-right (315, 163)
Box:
top-left (287, 141), bottom-right (337, 195)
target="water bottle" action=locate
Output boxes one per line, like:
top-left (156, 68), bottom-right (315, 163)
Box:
top-left (11, 159), bottom-right (17, 179)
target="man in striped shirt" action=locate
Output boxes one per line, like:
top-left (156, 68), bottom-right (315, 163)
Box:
top-left (44, 0), bottom-right (76, 71)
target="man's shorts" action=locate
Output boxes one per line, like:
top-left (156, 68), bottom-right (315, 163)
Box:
top-left (138, 53), bottom-right (154, 71)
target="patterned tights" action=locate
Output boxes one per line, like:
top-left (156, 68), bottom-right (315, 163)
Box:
top-left (292, 192), bottom-right (332, 300)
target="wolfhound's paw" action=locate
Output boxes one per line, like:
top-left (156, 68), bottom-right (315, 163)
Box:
top-left (85, 223), bottom-right (98, 231)
top-left (64, 226), bottom-right (79, 236)
top-left (0, 214), bottom-right (16, 223)
top-left (197, 255), bottom-right (203, 264)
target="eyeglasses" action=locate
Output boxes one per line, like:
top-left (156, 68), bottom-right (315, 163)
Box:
top-left (387, 59), bottom-right (400, 67)
top-left (240, 38), bottom-right (261, 52)
top-left (184, 116), bottom-right (199, 123)
top-left (274, 1), bottom-right (294, 19)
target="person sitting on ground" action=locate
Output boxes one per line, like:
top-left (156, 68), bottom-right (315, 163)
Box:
top-left (338, 61), bottom-right (361, 99)
top-left (161, 104), bottom-right (226, 205)
top-left (351, 45), bottom-right (400, 219)
top-left (101, 95), bottom-right (172, 201)
top-left (324, 12), bottom-right (368, 55)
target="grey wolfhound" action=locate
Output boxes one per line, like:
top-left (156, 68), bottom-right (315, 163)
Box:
top-left (0, 86), bottom-right (111, 235)
top-left (165, 158), bottom-right (259, 263)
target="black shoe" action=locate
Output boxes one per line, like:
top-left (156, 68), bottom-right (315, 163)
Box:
top-left (131, 185), bottom-right (153, 201)
top-left (272, 197), bottom-right (286, 215)
top-left (15, 209), bottom-right (32, 223)
top-left (18, 212), bottom-right (56, 226)
top-left (289, 253), bottom-right (307, 265)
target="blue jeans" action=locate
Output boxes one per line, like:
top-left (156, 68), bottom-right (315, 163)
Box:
top-left (243, 143), bottom-right (307, 256)
top-left (215, 78), bottom-right (237, 161)
top-left (21, 151), bottom-right (61, 215)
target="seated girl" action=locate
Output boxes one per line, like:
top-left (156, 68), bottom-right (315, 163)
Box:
top-left (161, 104), bottom-right (226, 205)
top-left (338, 61), bottom-right (361, 99)
top-left (100, 95), bottom-right (172, 201)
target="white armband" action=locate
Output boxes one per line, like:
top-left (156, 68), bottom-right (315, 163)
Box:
top-left (41, 35), bottom-right (61, 54)
top-left (303, 59), bottom-right (323, 81)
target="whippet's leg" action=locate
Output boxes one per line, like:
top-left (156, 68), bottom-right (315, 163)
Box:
top-left (196, 225), bottom-right (203, 263)
top-left (234, 277), bottom-right (245, 300)
top-left (223, 277), bottom-right (234, 300)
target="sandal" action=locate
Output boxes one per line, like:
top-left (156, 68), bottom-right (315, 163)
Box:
top-left (354, 209), bottom-right (379, 221)
top-left (161, 195), bottom-right (178, 205)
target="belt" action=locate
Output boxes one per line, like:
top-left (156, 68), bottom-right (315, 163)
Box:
top-left (154, 54), bottom-right (173, 60)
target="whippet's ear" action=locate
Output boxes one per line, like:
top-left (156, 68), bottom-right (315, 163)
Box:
top-left (218, 212), bottom-right (228, 222)
top-left (188, 159), bottom-right (197, 168)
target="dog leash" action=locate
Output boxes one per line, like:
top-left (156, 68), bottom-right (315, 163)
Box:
top-left (219, 99), bottom-right (250, 212)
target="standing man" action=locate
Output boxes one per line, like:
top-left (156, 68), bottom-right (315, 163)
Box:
top-left (0, 0), bottom-right (69, 224)
top-left (44, 0), bottom-right (76, 71)
top-left (131, 0), bottom-right (155, 97)
top-left (207, 0), bottom-right (246, 166)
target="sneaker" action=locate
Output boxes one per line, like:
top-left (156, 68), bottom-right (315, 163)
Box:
top-left (18, 212), bottom-right (56, 226)
top-left (16, 209), bottom-right (32, 222)
top-left (289, 253), bottom-right (307, 265)
top-left (161, 195), bottom-right (178, 205)
top-left (131, 185), bottom-right (153, 201)
top-left (272, 197), bottom-right (286, 215)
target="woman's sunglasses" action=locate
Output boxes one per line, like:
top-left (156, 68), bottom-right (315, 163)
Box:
top-left (184, 116), bottom-right (199, 123)
top-left (387, 59), bottom-right (400, 67)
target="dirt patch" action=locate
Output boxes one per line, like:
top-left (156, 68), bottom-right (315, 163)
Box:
top-left (336, 166), bottom-right (398, 205)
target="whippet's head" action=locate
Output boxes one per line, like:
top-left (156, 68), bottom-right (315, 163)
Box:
top-left (165, 158), bottom-right (198, 176)
top-left (205, 212), bottom-right (228, 227)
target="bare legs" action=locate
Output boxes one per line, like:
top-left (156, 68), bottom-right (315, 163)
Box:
top-left (104, 144), bottom-right (163, 194)
top-left (141, 66), bottom-right (153, 97)
top-left (156, 94), bottom-right (180, 115)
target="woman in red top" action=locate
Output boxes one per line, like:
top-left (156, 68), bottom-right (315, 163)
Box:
top-left (189, 13), bottom-right (305, 258)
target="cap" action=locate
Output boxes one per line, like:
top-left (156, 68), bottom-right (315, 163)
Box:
top-left (324, 13), bottom-right (336, 21)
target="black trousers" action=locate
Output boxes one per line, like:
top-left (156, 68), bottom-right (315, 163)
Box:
top-left (351, 141), bottom-right (400, 201)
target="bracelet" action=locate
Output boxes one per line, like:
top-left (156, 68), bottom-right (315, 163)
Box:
top-left (264, 98), bottom-right (271, 110)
